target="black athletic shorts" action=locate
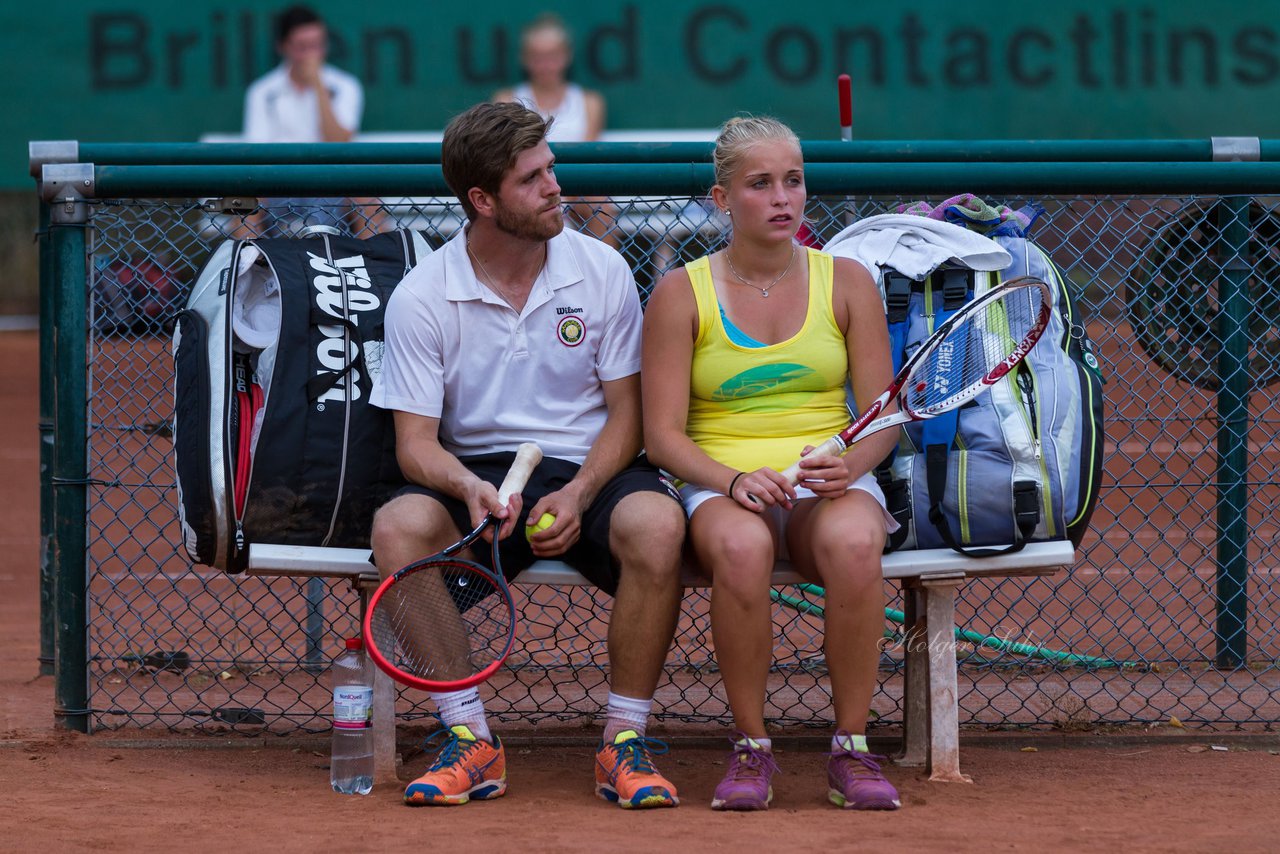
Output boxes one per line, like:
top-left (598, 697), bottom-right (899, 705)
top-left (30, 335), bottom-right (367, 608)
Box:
top-left (389, 452), bottom-right (681, 596)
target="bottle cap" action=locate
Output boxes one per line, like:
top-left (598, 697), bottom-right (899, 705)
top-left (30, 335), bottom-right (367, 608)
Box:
top-left (345, 637), bottom-right (363, 650)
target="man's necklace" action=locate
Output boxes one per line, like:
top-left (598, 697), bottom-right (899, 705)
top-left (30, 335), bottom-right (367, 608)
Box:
top-left (723, 243), bottom-right (797, 298)
top-left (467, 241), bottom-right (544, 310)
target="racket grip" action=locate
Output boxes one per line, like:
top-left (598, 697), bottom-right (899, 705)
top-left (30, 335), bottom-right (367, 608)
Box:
top-left (780, 435), bottom-right (848, 485)
top-left (497, 442), bottom-right (543, 503)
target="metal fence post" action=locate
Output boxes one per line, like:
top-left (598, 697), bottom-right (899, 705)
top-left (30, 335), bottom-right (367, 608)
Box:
top-left (37, 197), bottom-right (56, 676)
top-left (30, 142), bottom-right (78, 678)
top-left (1214, 194), bottom-right (1252, 669)
top-left (42, 163), bottom-right (93, 731)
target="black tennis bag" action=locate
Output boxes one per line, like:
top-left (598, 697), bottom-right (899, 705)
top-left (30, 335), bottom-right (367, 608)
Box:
top-left (172, 228), bottom-right (431, 572)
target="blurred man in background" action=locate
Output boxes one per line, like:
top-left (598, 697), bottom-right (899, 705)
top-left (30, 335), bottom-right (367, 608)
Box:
top-left (240, 5), bottom-right (377, 234)
top-left (244, 5), bottom-right (361, 145)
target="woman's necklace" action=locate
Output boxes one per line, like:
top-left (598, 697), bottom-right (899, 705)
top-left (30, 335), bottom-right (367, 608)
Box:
top-left (724, 243), bottom-right (797, 298)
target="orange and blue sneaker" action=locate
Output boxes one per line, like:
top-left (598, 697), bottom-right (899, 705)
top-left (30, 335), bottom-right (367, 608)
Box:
top-left (403, 725), bottom-right (506, 806)
top-left (594, 730), bottom-right (679, 809)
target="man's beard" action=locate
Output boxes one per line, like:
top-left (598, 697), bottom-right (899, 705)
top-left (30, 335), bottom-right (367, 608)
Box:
top-left (494, 198), bottom-right (565, 241)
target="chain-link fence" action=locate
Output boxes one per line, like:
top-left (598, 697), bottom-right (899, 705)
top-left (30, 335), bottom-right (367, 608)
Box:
top-left (38, 152), bottom-right (1280, 736)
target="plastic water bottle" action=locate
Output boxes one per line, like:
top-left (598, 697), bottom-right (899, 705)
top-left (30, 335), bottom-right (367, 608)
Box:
top-left (331, 637), bottom-right (374, 795)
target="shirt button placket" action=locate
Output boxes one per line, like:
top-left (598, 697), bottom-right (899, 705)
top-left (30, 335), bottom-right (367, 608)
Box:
top-left (512, 316), bottom-right (529, 358)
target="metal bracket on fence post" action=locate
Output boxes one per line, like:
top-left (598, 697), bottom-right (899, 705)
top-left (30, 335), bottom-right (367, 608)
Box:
top-left (202, 196), bottom-right (260, 215)
top-left (1211, 137), bottom-right (1261, 163)
top-left (41, 163), bottom-right (95, 224)
top-left (29, 140), bottom-right (79, 179)
top-left (41, 161), bottom-right (93, 732)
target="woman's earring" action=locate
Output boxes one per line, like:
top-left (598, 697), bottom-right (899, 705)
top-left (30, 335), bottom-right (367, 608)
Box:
top-left (723, 209), bottom-right (732, 216)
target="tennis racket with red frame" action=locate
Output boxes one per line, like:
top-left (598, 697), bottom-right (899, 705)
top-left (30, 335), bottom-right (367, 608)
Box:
top-left (362, 442), bottom-right (542, 692)
top-left (781, 275), bottom-right (1053, 484)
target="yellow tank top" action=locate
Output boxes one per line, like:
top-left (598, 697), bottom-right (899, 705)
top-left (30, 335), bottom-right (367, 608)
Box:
top-left (685, 248), bottom-right (851, 474)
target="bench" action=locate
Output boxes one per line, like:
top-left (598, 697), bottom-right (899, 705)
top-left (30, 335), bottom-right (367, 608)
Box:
top-left (247, 539), bottom-right (1075, 785)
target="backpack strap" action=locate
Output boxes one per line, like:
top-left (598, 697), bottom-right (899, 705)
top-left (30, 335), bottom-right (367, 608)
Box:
top-left (877, 271), bottom-right (914, 552)
top-left (927, 476), bottom-right (1040, 557)
top-left (882, 271), bottom-right (912, 373)
top-left (920, 268), bottom-right (977, 555)
top-left (398, 228), bottom-right (434, 274)
top-left (306, 309), bottom-right (366, 400)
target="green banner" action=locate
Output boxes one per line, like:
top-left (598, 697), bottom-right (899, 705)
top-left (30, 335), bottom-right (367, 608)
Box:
top-left (10, 1), bottom-right (1280, 188)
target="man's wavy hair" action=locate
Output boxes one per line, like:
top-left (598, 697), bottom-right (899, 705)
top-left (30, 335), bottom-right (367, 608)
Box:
top-left (442, 102), bottom-right (554, 221)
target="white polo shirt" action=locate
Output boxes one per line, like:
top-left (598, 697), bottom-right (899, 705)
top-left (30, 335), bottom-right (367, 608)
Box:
top-left (243, 64), bottom-right (363, 143)
top-left (370, 228), bottom-right (643, 464)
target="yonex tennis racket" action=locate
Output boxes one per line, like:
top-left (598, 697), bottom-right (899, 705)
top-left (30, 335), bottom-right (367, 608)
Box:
top-left (363, 442), bottom-right (542, 692)
top-left (781, 275), bottom-right (1053, 484)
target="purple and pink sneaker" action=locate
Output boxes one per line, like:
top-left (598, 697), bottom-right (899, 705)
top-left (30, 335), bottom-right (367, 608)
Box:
top-left (711, 733), bottom-right (778, 811)
top-left (827, 732), bottom-right (901, 810)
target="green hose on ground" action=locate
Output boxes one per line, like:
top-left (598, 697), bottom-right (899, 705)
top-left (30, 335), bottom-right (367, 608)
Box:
top-left (770, 583), bottom-right (1133, 669)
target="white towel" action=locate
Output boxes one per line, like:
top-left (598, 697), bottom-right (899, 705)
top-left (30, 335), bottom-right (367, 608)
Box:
top-left (825, 215), bottom-right (1011, 289)
top-left (231, 246), bottom-right (281, 351)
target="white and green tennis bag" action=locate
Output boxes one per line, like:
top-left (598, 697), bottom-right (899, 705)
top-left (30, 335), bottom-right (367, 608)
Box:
top-left (172, 227), bottom-right (431, 572)
top-left (828, 215), bottom-right (1105, 556)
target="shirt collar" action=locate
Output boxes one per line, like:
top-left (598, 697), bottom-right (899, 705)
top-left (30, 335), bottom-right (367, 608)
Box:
top-left (442, 227), bottom-right (585, 303)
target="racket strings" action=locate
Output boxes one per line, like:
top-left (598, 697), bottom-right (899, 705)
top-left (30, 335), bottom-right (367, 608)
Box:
top-left (904, 285), bottom-right (1047, 414)
top-left (368, 559), bottom-right (512, 682)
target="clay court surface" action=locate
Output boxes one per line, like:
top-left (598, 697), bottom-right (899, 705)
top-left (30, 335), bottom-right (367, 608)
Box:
top-left (2, 326), bottom-right (1279, 852)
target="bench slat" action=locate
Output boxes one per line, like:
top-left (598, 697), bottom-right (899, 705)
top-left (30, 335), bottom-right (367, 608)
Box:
top-left (246, 540), bottom-right (1075, 587)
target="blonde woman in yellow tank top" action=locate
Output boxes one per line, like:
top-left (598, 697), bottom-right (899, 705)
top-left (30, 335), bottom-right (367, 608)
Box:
top-left (642, 116), bottom-right (902, 812)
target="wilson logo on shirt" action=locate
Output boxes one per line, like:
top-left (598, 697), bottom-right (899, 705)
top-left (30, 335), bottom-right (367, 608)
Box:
top-left (557, 316), bottom-right (586, 347)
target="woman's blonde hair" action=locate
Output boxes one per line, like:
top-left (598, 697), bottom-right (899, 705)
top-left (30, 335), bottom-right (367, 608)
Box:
top-left (522, 13), bottom-right (572, 51)
top-left (712, 115), bottom-right (801, 188)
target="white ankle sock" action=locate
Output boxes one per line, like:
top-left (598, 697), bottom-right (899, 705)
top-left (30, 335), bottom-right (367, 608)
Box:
top-left (603, 692), bottom-right (652, 741)
top-left (736, 735), bottom-right (772, 752)
top-left (429, 688), bottom-right (492, 743)
top-left (833, 733), bottom-right (869, 754)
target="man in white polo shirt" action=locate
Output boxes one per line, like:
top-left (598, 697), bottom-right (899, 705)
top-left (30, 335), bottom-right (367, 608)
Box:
top-left (240, 5), bottom-right (366, 234)
top-left (369, 102), bottom-right (685, 810)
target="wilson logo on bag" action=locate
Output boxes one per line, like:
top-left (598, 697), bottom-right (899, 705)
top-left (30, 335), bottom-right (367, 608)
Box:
top-left (172, 229), bottom-right (431, 572)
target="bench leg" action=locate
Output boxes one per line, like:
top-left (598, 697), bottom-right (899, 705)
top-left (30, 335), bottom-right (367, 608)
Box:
top-left (897, 584), bottom-right (930, 768)
top-left (357, 581), bottom-right (401, 786)
top-left (922, 577), bottom-right (972, 784)
top-left (372, 662), bottom-right (400, 785)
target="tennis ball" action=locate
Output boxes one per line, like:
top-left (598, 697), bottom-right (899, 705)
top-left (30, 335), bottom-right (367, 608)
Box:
top-left (525, 512), bottom-right (556, 541)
